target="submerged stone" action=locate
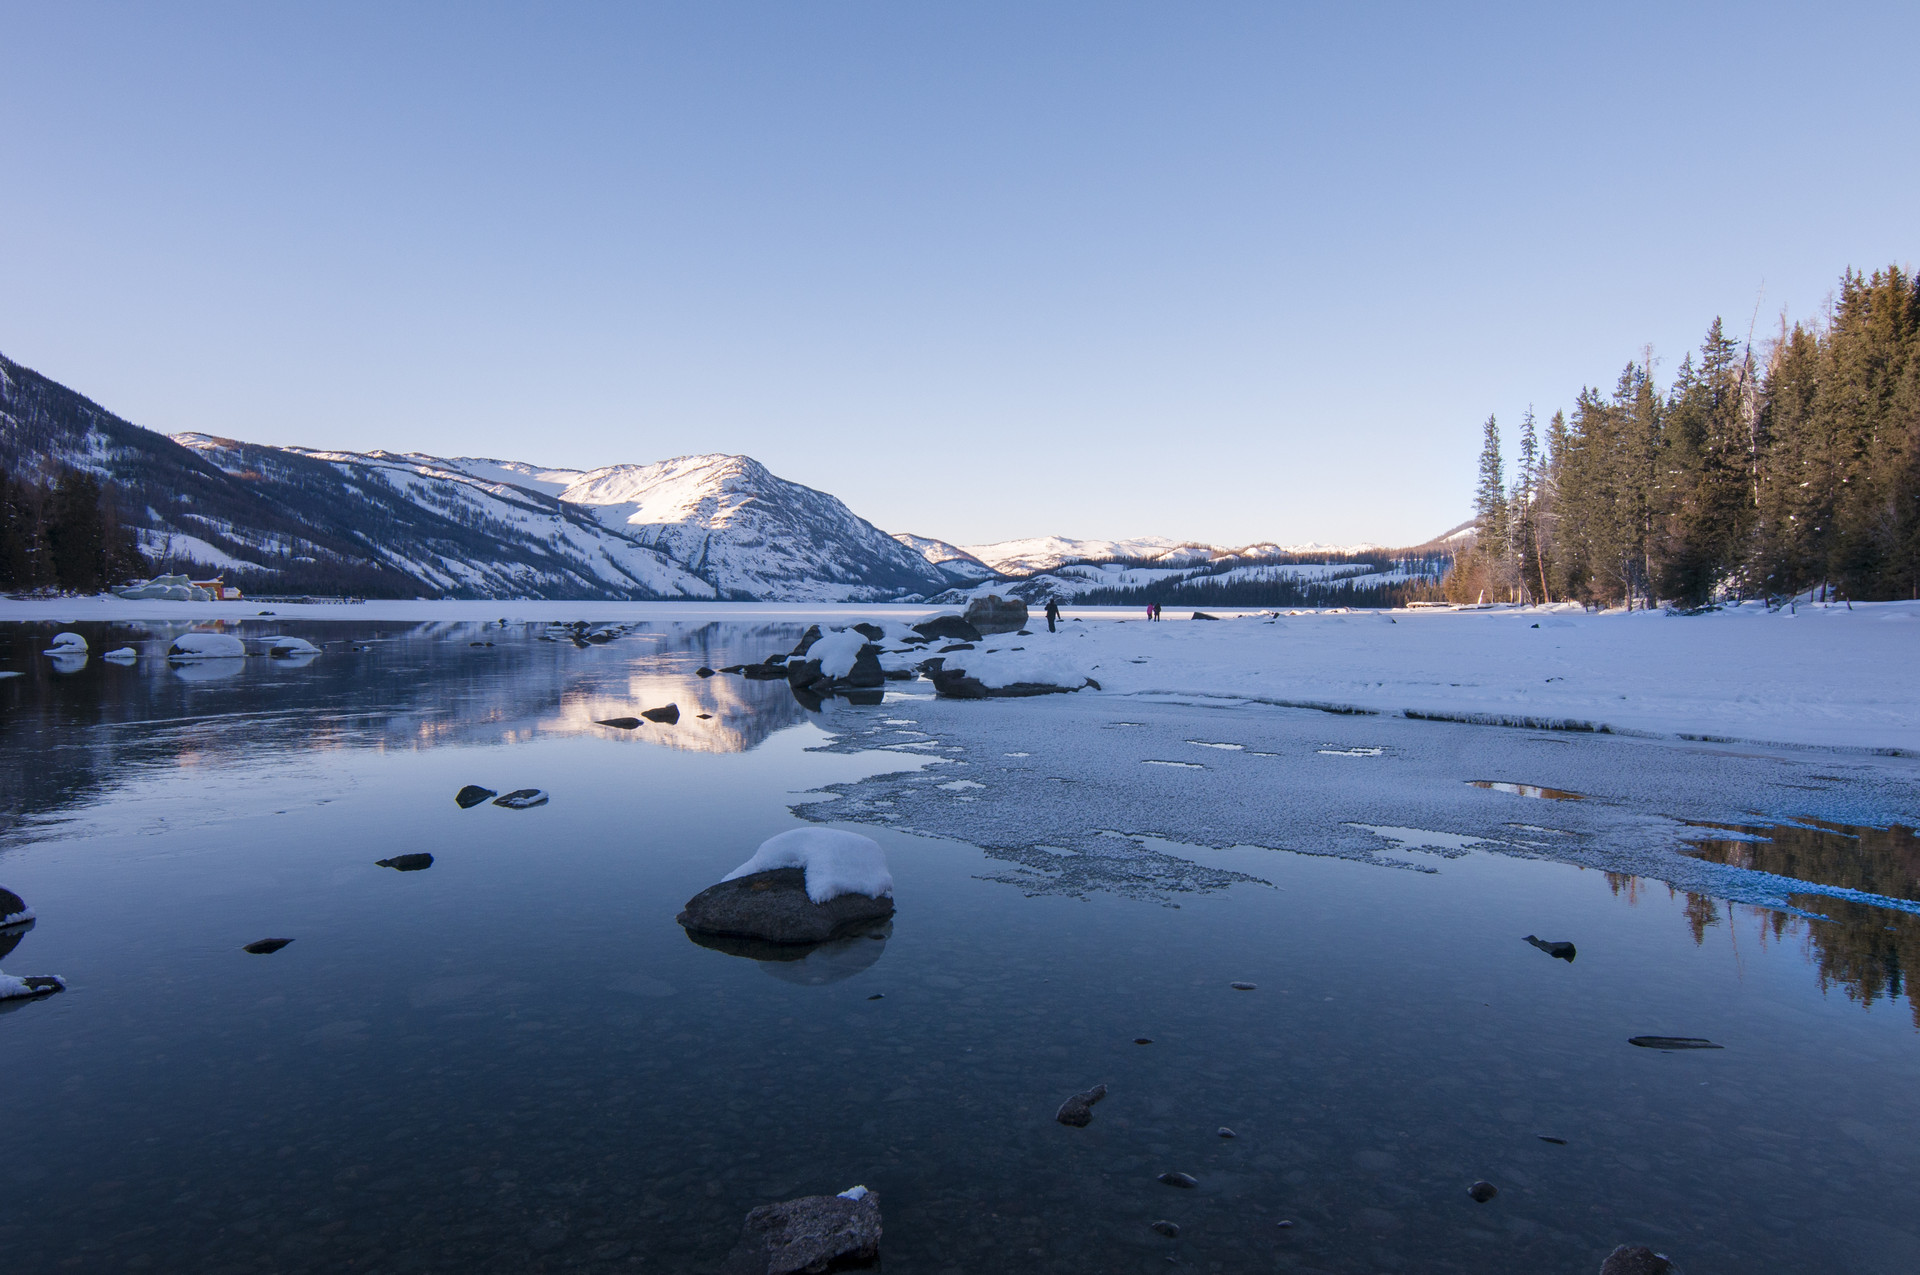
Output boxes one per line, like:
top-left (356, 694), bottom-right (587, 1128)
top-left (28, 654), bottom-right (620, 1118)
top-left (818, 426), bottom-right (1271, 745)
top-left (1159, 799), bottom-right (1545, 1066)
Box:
top-left (1524, 935), bottom-right (1578, 961)
top-left (1599, 1245), bottom-right (1675, 1274)
top-left (376, 853), bottom-right (434, 872)
top-left (243, 938), bottom-right (293, 955)
top-left (455, 785), bottom-right (496, 809)
top-left (1055, 1084), bottom-right (1108, 1127)
top-left (596, 717), bottom-right (644, 730)
top-left (722, 1188), bottom-right (881, 1275)
top-left (1467, 1181), bottom-right (1498, 1203)
top-left (1158, 1172), bottom-right (1198, 1189)
top-left (1628, 1036), bottom-right (1723, 1050)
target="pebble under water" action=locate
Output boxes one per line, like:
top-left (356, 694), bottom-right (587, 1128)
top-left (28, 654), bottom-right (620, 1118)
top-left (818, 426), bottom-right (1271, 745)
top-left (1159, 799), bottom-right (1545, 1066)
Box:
top-left (1, 617), bottom-right (1919, 1274)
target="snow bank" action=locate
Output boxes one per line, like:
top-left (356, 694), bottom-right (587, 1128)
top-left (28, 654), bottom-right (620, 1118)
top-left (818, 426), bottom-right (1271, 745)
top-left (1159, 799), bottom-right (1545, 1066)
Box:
top-left (808, 628), bottom-right (871, 679)
top-left (722, 828), bottom-right (893, 903)
top-left (945, 644), bottom-right (1091, 690)
top-left (168, 632), bottom-right (247, 659)
top-left (45, 631), bottom-right (86, 653)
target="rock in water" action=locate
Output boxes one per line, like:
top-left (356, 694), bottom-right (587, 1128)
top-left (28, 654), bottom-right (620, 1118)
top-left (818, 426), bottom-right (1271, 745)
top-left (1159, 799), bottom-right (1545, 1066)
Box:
top-left (244, 938), bottom-right (294, 954)
top-left (1055, 1084), bottom-right (1108, 1127)
top-left (679, 868), bottom-right (894, 945)
top-left (1627, 1036), bottom-right (1723, 1050)
top-left (376, 853), bottom-right (434, 872)
top-left (1599, 1245), bottom-right (1675, 1274)
top-left (494, 789), bottom-right (549, 809)
top-left (1191, 611), bottom-right (1221, 620)
top-left (964, 594), bottom-right (1027, 635)
top-left (1524, 935), bottom-right (1578, 961)
top-left (1230, 981), bottom-right (1257, 990)
top-left (911, 614), bottom-right (980, 642)
top-left (697, 666), bottom-right (715, 677)
top-left (1150, 1221), bottom-right (1180, 1238)
top-left (641, 704), bottom-right (681, 724)
top-left (1158, 1172), bottom-right (1198, 1189)
top-left (722, 1188), bottom-right (881, 1275)
top-left (596, 717), bottom-right (644, 730)
top-left (455, 785), bottom-right (496, 809)
top-left (1467, 1181), bottom-right (1498, 1203)
top-left (0, 973), bottom-right (64, 1002)
top-left (790, 624), bottom-right (824, 657)
top-left (0, 887), bottom-right (31, 928)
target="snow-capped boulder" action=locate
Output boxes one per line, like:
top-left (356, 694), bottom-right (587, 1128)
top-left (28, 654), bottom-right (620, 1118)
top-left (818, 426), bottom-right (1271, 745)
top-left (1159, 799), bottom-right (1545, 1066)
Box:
top-left (102, 647), bottom-right (138, 662)
top-left (678, 829), bottom-right (894, 945)
top-left (0, 887), bottom-right (31, 929)
top-left (168, 632), bottom-right (246, 660)
top-left (266, 636), bottom-right (321, 657)
top-left (44, 632), bottom-right (86, 654)
top-left (784, 628), bottom-right (885, 697)
top-left (0, 973), bottom-right (65, 1003)
top-left (493, 789), bottom-right (549, 809)
top-left (964, 594), bottom-right (1028, 635)
top-left (929, 645), bottom-right (1096, 699)
top-left (722, 1187), bottom-right (882, 1275)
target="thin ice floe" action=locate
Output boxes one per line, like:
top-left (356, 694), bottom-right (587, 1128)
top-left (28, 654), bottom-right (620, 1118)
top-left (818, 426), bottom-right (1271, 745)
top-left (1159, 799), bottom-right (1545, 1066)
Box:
top-left (721, 828), bottom-right (894, 903)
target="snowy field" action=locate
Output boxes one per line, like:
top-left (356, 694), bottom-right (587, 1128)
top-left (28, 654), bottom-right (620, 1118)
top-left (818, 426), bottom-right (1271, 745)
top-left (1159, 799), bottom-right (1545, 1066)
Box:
top-left (6, 595), bottom-right (1917, 754)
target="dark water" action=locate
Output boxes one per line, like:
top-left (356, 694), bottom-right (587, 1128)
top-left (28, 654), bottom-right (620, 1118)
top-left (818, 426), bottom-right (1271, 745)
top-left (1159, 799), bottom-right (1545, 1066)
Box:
top-left (2, 619), bottom-right (1919, 1274)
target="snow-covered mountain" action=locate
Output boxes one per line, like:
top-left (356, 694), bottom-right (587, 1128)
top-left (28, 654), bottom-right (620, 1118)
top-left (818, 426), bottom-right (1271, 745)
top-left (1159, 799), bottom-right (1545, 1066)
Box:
top-left (0, 350), bottom-right (946, 600)
top-left (890, 533), bottom-right (1001, 584)
top-left (957, 535), bottom-right (1383, 576)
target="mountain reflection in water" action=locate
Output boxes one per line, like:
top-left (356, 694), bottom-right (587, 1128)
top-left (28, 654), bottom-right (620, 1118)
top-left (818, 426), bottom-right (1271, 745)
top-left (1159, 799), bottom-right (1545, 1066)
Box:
top-left (0, 619), bottom-right (814, 837)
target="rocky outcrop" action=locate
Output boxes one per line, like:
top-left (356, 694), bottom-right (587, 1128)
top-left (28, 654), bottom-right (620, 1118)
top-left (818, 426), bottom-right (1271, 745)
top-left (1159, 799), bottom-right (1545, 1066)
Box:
top-left (927, 666), bottom-right (1083, 700)
top-left (678, 868), bottom-right (894, 945)
top-left (722, 1188), bottom-right (881, 1275)
top-left (965, 594), bottom-right (1027, 635)
top-left (911, 614), bottom-right (980, 642)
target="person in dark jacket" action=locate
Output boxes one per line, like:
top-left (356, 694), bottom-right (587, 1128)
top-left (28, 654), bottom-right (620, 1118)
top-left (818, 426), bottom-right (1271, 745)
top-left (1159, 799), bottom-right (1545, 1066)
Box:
top-left (1045, 598), bottom-right (1061, 632)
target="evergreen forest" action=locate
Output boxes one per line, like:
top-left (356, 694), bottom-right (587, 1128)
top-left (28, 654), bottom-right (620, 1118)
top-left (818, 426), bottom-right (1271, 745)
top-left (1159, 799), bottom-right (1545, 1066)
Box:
top-left (0, 465), bottom-right (150, 594)
top-left (1445, 264), bottom-right (1920, 607)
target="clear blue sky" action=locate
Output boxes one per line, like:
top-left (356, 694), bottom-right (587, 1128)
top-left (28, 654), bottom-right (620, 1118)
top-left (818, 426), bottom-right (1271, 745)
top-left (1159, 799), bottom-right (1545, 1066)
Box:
top-left (2, 3), bottom-right (1914, 548)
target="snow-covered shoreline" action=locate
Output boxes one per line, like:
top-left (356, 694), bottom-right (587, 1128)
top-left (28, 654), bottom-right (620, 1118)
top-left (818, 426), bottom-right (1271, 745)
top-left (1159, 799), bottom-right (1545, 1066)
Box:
top-left (5, 596), bottom-right (1918, 754)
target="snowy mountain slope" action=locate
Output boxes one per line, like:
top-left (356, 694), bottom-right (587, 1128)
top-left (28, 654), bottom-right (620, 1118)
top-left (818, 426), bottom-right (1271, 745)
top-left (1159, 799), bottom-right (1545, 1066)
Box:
top-left (960, 535), bottom-right (1191, 575)
top-left (892, 533), bottom-right (1003, 583)
top-left (541, 454), bottom-right (949, 601)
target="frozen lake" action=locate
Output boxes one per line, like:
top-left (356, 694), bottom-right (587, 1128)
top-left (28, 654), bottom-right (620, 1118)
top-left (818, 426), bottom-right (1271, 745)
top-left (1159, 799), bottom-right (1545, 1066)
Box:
top-left (2, 616), bottom-right (1918, 1274)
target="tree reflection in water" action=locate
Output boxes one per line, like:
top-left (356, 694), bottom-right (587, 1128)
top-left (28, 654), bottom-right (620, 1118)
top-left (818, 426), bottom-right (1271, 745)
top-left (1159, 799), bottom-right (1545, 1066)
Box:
top-left (1609, 819), bottom-right (1920, 1026)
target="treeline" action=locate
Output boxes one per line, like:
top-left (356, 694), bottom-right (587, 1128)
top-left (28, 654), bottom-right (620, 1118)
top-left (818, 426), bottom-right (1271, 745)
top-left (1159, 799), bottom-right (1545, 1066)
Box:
top-left (0, 465), bottom-right (149, 593)
top-left (1447, 264), bottom-right (1920, 607)
top-left (1071, 551), bottom-right (1453, 609)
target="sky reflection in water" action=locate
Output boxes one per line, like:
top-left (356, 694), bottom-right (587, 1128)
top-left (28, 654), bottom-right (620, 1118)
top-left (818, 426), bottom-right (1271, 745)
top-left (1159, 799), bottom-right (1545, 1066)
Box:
top-left (1, 619), bottom-right (1918, 1274)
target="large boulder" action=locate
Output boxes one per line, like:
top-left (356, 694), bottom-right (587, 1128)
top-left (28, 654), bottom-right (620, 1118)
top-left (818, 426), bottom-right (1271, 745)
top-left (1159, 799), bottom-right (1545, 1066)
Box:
top-left (911, 614), bottom-right (980, 643)
top-left (723, 1189), bottom-right (882, 1275)
top-left (679, 868), bottom-right (894, 945)
top-left (965, 594), bottom-right (1028, 635)
top-left (790, 625), bottom-right (824, 657)
top-left (785, 630), bottom-right (885, 698)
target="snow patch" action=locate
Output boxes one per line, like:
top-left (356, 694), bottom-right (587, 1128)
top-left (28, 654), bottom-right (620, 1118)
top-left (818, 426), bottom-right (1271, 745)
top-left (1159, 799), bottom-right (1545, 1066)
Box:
top-left (721, 828), bottom-right (893, 903)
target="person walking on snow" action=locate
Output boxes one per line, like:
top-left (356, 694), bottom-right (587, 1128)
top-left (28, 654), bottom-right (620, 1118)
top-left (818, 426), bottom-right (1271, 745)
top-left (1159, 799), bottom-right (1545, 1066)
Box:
top-left (1045, 598), bottom-right (1061, 632)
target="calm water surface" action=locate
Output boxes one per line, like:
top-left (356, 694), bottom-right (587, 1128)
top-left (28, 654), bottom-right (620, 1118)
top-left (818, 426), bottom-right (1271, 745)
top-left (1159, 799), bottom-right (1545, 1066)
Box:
top-left (2, 619), bottom-right (1918, 1274)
